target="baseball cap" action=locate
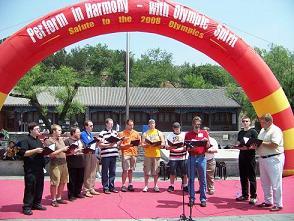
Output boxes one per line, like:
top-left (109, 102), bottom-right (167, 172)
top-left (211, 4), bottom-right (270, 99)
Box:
top-left (172, 122), bottom-right (181, 128)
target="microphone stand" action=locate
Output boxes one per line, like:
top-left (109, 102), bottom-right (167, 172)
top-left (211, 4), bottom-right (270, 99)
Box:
top-left (180, 142), bottom-right (195, 221)
top-left (179, 145), bottom-right (188, 221)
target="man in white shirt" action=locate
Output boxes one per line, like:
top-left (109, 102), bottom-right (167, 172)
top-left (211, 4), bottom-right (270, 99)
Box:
top-left (203, 127), bottom-right (218, 195)
top-left (257, 113), bottom-right (284, 212)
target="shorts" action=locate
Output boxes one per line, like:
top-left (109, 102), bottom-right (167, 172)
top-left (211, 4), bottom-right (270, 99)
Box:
top-left (144, 157), bottom-right (160, 176)
top-left (49, 163), bottom-right (69, 186)
top-left (169, 160), bottom-right (187, 176)
top-left (122, 155), bottom-right (137, 171)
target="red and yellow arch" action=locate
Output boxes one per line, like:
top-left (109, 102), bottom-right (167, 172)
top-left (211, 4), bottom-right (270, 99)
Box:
top-left (0, 0), bottom-right (293, 175)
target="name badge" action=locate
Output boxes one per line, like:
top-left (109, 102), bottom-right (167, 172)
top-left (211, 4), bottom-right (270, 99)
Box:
top-left (198, 133), bottom-right (203, 138)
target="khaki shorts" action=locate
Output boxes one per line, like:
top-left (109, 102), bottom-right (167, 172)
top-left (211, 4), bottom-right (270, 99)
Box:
top-left (122, 155), bottom-right (137, 171)
top-left (49, 163), bottom-right (69, 186)
top-left (143, 157), bottom-right (160, 176)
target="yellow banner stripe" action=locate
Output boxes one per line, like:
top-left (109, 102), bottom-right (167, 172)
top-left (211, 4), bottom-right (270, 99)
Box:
top-left (283, 169), bottom-right (294, 177)
top-left (283, 128), bottom-right (294, 150)
top-left (252, 87), bottom-right (290, 117)
top-left (0, 92), bottom-right (7, 110)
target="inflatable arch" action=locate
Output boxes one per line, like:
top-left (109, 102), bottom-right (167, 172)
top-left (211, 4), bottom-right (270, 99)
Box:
top-left (0, 0), bottom-right (293, 175)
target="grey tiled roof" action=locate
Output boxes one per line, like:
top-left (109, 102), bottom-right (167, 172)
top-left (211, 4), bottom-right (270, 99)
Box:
top-left (4, 87), bottom-right (240, 108)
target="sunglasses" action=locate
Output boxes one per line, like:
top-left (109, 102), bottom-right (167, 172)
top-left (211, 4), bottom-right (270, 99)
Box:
top-left (242, 120), bottom-right (249, 123)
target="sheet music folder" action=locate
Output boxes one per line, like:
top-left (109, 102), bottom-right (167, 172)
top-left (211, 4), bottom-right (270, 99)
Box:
top-left (130, 139), bottom-right (140, 146)
top-left (244, 137), bottom-right (263, 147)
top-left (105, 136), bottom-right (122, 143)
top-left (42, 143), bottom-right (56, 155)
top-left (65, 142), bottom-right (79, 154)
top-left (145, 139), bottom-right (162, 146)
top-left (167, 140), bottom-right (184, 147)
top-left (184, 140), bottom-right (207, 147)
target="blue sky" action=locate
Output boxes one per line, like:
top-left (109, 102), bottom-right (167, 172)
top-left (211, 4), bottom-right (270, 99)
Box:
top-left (0, 0), bottom-right (293, 65)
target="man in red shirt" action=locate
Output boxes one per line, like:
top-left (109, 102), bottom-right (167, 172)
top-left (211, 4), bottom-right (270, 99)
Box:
top-left (185, 116), bottom-right (210, 207)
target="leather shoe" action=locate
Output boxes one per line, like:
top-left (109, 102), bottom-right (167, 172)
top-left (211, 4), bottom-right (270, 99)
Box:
top-left (57, 199), bottom-right (68, 204)
top-left (75, 194), bottom-right (85, 198)
top-left (32, 205), bottom-right (47, 210)
top-left (23, 208), bottom-right (33, 215)
top-left (68, 196), bottom-right (76, 202)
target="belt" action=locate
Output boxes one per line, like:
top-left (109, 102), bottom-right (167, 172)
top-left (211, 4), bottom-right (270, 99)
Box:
top-left (260, 153), bottom-right (281, 159)
top-left (190, 154), bottom-right (205, 157)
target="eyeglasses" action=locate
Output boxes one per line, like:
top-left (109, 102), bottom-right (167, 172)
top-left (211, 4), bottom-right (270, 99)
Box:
top-left (242, 120), bottom-right (249, 123)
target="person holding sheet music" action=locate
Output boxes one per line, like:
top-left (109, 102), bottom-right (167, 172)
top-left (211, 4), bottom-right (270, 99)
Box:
top-left (141, 119), bottom-right (165, 192)
top-left (185, 116), bottom-right (210, 207)
top-left (235, 116), bottom-right (258, 205)
top-left (257, 113), bottom-right (284, 212)
top-left (64, 127), bottom-right (85, 201)
top-left (118, 119), bottom-right (141, 192)
top-left (45, 124), bottom-right (69, 207)
top-left (18, 122), bottom-right (46, 215)
top-left (166, 122), bottom-right (188, 193)
top-left (99, 118), bottom-right (121, 194)
top-left (80, 120), bottom-right (100, 197)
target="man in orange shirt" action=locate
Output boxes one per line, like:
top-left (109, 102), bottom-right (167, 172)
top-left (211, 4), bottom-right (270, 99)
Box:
top-left (119, 119), bottom-right (141, 192)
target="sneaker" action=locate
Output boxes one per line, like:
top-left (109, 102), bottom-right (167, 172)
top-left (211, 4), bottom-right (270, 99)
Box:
top-left (257, 202), bottom-right (272, 208)
top-left (270, 206), bottom-right (283, 212)
top-left (23, 208), bottom-right (33, 215)
top-left (167, 185), bottom-right (174, 192)
top-left (110, 189), bottom-right (119, 193)
top-left (208, 190), bottom-right (215, 195)
top-left (104, 189), bottom-right (111, 194)
top-left (85, 192), bottom-right (93, 197)
top-left (200, 201), bottom-right (207, 207)
top-left (128, 185), bottom-right (135, 192)
top-left (121, 186), bottom-right (128, 192)
top-left (154, 186), bottom-right (160, 192)
top-left (143, 186), bottom-right (148, 192)
top-left (51, 200), bottom-right (59, 207)
top-left (183, 186), bottom-right (188, 192)
top-left (90, 190), bottom-right (100, 195)
top-left (249, 198), bottom-right (257, 205)
top-left (236, 196), bottom-right (249, 201)
top-left (188, 200), bottom-right (195, 207)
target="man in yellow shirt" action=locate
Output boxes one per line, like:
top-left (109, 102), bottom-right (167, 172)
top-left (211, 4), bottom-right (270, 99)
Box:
top-left (141, 119), bottom-right (165, 192)
top-left (119, 119), bottom-right (141, 192)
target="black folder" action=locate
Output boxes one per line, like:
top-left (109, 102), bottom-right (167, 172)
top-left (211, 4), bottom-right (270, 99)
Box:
top-left (83, 143), bottom-right (96, 154)
top-left (130, 139), bottom-right (140, 146)
top-left (88, 137), bottom-right (99, 146)
top-left (42, 143), bottom-right (56, 155)
top-left (184, 140), bottom-right (207, 147)
top-left (244, 137), bottom-right (263, 147)
top-left (65, 142), bottom-right (79, 154)
top-left (105, 136), bottom-right (122, 143)
top-left (167, 140), bottom-right (184, 147)
top-left (145, 139), bottom-right (162, 146)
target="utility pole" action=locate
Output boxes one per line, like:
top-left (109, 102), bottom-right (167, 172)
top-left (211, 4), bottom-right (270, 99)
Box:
top-left (125, 32), bottom-right (130, 120)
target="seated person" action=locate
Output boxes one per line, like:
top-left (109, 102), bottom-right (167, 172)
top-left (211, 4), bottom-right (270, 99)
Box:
top-left (3, 141), bottom-right (18, 160)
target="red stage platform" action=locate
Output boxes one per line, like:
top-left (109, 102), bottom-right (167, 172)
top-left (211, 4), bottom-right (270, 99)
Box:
top-left (0, 176), bottom-right (293, 219)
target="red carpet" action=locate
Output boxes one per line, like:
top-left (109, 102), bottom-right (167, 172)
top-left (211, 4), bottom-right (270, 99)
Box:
top-left (0, 176), bottom-right (293, 219)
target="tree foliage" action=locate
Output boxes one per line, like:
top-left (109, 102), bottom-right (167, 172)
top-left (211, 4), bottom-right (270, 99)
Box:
top-left (10, 43), bottom-right (293, 128)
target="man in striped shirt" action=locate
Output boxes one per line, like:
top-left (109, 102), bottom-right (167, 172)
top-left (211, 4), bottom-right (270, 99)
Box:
top-left (166, 122), bottom-right (188, 192)
top-left (99, 118), bottom-right (121, 194)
